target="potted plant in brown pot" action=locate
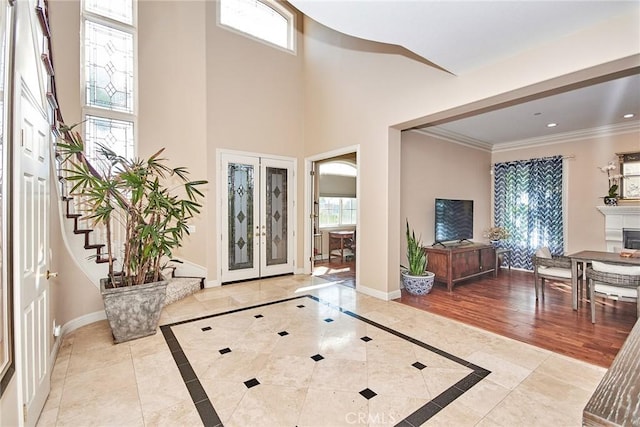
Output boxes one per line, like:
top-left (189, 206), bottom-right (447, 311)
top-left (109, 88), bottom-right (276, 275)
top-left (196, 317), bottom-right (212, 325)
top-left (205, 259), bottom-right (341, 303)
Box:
top-left (401, 220), bottom-right (435, 295)
top-left (57, 124), bottom-right (207, 343)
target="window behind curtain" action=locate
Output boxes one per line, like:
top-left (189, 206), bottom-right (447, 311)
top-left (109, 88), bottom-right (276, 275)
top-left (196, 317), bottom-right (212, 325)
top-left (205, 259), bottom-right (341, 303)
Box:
top-left (493, 156), bottom-right (564, 270)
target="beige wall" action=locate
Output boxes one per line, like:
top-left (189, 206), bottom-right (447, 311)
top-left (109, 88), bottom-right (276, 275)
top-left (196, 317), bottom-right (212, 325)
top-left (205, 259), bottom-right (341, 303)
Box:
top-left (491, 131), bottom-right (640, 254)
top-left (138, 1), bottom-right (209, 267)
top-left (205, 0), bottom-right (305, 278)
top-left (400, 131), bottom-right (492, 251)
top-left (46, 0), bottom-right (640, 309)
top-left (302, 13), bottom-right (639, 297)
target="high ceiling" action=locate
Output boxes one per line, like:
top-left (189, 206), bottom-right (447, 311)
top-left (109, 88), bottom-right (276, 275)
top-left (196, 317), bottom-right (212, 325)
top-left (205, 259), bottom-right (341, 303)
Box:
top-left (288, 0), bottom-right (640, 149)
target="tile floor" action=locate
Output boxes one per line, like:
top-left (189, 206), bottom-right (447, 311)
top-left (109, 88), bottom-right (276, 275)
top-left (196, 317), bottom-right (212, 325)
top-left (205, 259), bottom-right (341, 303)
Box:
top-left (37, 275), bottom-right (606, 426)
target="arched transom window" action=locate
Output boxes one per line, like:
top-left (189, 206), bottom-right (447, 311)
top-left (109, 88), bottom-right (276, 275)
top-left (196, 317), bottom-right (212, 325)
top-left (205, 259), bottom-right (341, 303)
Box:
top-left (219, 0), bottom-right (295, 52)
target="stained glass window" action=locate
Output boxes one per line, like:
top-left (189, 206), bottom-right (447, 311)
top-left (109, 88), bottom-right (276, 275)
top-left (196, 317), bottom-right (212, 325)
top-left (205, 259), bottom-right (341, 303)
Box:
top-left (85, 115), bottom-right (134, 172)
top-left (84, 21), bottom-right (134, 113)
top-left (85, 0), bottom-right (133, 25)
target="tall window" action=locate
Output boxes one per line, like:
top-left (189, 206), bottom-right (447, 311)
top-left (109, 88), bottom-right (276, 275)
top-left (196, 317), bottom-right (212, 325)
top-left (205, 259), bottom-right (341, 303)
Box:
top-left (219, 0), bottom-right (295, 52)
top-left (82, 0), bottom-right (135, 163)
top-left (493, 156), bottom-right (564, 270)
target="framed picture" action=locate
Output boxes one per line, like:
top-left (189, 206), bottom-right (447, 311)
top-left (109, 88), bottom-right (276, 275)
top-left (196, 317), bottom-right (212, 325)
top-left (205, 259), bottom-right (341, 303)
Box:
top-left (0, 0), bottom-right (14, 397)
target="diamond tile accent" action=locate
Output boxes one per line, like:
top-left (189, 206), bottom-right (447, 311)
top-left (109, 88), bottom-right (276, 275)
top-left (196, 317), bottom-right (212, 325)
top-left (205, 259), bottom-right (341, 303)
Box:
top-left (201, 326), bottom-right (212, 332)
top-left (359, 388), bottom-right (377, 400)
top-left (219, 348), bottom-right (231, 355)
top-left (254, 314), bottom-right (264, 319)
top-left (412, 361), bottom-right (427, 370)
top-left (310, 354), bottom-right (324, 362)
top-left (278, 331), bottom-right (289, 336)
top-left (244, 378), bottom-right (260, 389)
top-left (324, 318), bottom-right (334, 323)
top-left (296, 304), bottom-right (305, 308)
top-left (361, 336), bottom-right (372, 342)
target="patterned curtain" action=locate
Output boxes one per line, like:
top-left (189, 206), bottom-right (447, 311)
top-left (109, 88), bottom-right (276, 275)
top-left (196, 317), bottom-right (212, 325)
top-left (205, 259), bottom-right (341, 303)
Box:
top-left (493, 156), bottom-right (563, 270)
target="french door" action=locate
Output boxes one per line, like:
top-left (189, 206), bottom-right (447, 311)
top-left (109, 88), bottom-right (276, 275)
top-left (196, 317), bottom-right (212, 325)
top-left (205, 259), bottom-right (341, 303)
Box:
top-left (221, 153), bottom-right (294, 283)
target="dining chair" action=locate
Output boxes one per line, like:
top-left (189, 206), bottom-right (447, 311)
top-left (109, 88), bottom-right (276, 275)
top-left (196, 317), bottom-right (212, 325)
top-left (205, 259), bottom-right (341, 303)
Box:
top-left (532, 246), bottom-right (581, 300)
top-left (587, 261), bottom-right (640, 323)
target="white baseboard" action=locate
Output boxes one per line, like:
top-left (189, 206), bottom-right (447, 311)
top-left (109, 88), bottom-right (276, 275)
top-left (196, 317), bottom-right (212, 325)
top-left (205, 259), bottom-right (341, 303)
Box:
top-left (206, 279), bottom-right (221, 288)
top-left (60, 310), bottom-right (107, 337)
top-left (357, 284), bottom-right (401, 301)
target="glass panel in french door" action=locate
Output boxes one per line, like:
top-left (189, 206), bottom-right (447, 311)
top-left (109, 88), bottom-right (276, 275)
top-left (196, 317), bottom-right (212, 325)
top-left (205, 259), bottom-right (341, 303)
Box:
top-left (228, 162), bottom-right (254, 271)
top-left (265, 166), bottom-right (287, 266)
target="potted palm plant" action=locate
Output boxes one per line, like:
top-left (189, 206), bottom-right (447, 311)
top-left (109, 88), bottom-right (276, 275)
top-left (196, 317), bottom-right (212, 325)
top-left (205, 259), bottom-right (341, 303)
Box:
top-left (57, 124), bottom-right (207, 343)
top-left (401, 220), bottom-right (435, 295)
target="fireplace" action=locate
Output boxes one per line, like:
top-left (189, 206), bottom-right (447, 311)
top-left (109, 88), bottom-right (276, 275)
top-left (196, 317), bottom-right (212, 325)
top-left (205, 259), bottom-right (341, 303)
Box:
top-left (597, 206), bottom-right (640, 252)
top-left (624, 228), bottom-right (640, 249)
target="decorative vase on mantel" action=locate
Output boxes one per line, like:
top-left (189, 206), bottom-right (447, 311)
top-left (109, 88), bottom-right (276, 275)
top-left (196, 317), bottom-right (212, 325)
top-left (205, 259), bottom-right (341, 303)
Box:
top-left (603, 196), bottom-right (618, 206)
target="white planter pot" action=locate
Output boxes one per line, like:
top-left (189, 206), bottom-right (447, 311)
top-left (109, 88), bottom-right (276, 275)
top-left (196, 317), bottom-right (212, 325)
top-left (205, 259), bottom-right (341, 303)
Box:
top-left (401, 270), bottom-right (435, 296)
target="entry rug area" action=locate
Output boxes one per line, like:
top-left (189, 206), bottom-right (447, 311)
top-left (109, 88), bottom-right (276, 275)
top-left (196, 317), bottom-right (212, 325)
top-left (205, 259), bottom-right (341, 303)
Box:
top-left (161, 295), bottom-right (490, 426)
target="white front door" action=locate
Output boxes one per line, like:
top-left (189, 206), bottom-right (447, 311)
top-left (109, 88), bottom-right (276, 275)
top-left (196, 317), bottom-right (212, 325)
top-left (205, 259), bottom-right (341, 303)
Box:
top-left (16, 91), bottom-right (50, 426)
top-left (221, 153), bottom-right (294, 283)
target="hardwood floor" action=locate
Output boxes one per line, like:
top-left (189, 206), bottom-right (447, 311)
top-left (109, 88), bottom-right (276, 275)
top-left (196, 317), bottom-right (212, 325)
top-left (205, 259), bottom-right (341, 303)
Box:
top-left (312, 261), bottom-right (636, 368)
top-left (313, 258), bottom-right (355, 288)
top-left (397, 269), bottom-right (637, 368)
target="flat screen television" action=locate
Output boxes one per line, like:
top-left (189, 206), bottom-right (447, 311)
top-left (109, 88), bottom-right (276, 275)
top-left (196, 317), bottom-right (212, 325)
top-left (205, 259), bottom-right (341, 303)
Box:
top-left (434, 198), bottom-right (474, 245)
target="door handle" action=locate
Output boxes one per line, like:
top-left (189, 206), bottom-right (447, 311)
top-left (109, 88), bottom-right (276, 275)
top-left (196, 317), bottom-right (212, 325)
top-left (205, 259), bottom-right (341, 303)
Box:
top-left (46, 270), bottom-right (58, 280)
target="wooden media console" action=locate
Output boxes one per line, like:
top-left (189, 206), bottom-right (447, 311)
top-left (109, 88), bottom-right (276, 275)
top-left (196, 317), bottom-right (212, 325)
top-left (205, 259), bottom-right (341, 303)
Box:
top-left (423, 243), bottom-right (496, 291)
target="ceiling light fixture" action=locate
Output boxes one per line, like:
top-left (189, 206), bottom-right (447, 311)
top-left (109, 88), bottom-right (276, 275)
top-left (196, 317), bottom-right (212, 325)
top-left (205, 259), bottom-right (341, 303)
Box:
top-left (623, 113), bottom-right (635, 119)
top-left (546, 123), bottom-right (557, 128)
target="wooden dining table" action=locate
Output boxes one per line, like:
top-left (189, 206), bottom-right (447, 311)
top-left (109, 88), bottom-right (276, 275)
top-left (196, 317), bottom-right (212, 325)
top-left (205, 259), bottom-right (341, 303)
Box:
top-left (568, 250), bottom-right (640, 310)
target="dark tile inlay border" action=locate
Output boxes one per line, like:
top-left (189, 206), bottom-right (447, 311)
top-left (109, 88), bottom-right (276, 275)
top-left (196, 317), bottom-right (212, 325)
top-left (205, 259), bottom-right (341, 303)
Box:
top-left (310, 354), bottom-right (324, 362)
top-left (412, 361), bottom-right (427, 370)
top-left (244, 378), bottom-right (260, 389)
top-left (201, 326), bottom-right (212, 331)
top-left (161, 294), bottom-right (491, 427)
top-left (360, 388), bottom-right (377, 400)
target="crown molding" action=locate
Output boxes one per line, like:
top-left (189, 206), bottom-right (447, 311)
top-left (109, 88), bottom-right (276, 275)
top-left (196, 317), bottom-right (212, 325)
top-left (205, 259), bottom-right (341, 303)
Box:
top-left (409, 128), bottom-right (493, 152)
top-left (409, 121), bottom-right (639, 154)
top-left (492, 121), bottom-right (640, 153)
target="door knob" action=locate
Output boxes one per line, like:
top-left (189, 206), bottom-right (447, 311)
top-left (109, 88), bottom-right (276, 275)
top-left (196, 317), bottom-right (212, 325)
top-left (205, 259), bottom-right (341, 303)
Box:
top-left (46, 270), bottom-right (58, 280)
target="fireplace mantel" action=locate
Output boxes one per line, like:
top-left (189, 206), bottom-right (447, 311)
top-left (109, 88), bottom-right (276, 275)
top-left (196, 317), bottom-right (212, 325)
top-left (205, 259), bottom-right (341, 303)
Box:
top-left (597, 205), bottom-right (640, 252)
top-left (596, 205), bottom-right (640, 216)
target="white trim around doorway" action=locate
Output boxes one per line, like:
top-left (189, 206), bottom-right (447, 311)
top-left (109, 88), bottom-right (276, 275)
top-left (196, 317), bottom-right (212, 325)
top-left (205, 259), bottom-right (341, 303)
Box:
top-left (304, 145), bottom-right (360, 289)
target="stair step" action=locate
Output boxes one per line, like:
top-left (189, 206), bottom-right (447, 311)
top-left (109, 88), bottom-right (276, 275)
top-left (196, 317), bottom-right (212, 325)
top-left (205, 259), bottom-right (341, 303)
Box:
top-left (85, 244), bottom-right (105, 250)
top-left (73, 229), bottom-right (92, 234)
top-left (66, 213), bottom-right (82, 219)
top-left (95, 258), bottom-right (110, 264)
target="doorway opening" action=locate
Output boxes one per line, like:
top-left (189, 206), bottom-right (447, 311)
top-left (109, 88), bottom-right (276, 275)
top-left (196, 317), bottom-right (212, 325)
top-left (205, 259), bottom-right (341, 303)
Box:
top-left (310, 152), bottom-right (357, 288)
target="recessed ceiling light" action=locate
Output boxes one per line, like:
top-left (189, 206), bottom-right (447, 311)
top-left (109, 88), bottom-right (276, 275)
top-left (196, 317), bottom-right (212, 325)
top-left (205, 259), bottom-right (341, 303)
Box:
top-left (546, 123), bottom-right (557, 128)
top-left (623, 113), bottom-right (635, 119)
